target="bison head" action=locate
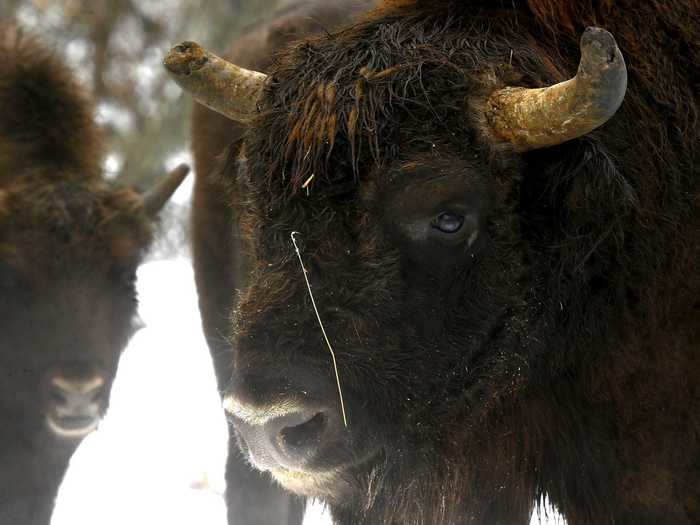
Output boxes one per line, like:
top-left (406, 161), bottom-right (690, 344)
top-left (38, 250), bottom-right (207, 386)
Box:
top-left (0, 167), bottom-right (187, 443)
top-left (167, 7), bottom-right (627, 519)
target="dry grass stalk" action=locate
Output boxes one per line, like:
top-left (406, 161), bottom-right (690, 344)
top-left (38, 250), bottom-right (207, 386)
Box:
top-left (290, 231), bottom-right (348, 427)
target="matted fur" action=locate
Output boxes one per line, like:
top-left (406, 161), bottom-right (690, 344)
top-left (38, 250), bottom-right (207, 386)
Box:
top-left (195, 0), bottom-right (698, 523)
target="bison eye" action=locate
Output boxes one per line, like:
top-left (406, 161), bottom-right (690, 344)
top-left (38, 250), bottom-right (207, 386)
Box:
top-left (432, 212), bottom-right (464, 234)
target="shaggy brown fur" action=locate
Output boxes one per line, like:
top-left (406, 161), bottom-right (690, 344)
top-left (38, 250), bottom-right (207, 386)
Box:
top-left (195, 0), bottom-right (699, 523)
top-left (191, 2), bottom-right (375, 524)
top-left (0, 26), bottom-right (164, 524)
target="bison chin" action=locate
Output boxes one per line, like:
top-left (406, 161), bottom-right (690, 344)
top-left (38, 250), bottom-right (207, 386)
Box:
top-left (46, 414), bottom-right (100, 440)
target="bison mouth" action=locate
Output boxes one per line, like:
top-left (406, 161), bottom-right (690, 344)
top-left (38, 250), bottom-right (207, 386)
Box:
top-left (227, 398), bottom-right (378, 500)
top-left (232, 411), bottom-right (347, 490)
top-left (46, 414), bottom-right (100, 439)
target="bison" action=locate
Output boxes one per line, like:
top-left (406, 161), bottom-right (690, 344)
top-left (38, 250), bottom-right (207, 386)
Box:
top-left (169, 0), bottom-right (699, 523)
top-left (191, 1), bottom-right (374, 523)
top-left (0, 26), bottom-right (187, 524)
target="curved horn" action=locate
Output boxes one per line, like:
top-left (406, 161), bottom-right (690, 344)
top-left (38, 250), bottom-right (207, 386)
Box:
top-left (163, 41), bottom-right (268, 123)
top-left (142, 163), bottom-right (190, 216)
top-left (486, 27), bottom-right (627, 151)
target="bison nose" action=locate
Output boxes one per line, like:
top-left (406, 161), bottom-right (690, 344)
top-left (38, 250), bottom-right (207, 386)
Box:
top-left (223, 393), bottom-right (331, 471)
top-left (269, 410), bottom-right (329, 465)
top-left (46, 375), bottom-right (104, 439)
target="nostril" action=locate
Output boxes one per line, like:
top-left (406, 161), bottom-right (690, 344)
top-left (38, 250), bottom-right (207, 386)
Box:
top-left (278, 412), bottom-right (327, 451)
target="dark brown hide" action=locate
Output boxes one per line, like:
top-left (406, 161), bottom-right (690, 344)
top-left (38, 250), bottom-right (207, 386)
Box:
top-left (191, 2), bottom-right (375, 524)
top-left (0, 27), bottom-right (168, 524)
top-left (192, 0), bottom-right (699, 524)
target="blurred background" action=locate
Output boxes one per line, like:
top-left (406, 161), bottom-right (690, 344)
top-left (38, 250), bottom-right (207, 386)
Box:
top-left (0, 0), bottom-right (293, 261)
top-left (0, 1), bottom-right (564, 523)
top-left (1, 0), bottom-right (287, 194)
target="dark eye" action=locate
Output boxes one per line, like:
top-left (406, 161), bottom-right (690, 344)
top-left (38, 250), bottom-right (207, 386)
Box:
top-left (431, 212), bottom-right (464, 234)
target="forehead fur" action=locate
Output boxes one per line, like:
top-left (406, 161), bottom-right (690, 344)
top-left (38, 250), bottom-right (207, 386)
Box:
top-left (379, 0), bottom-right (617, 33)
top-left (0, 175), bottom-right (152, 271)
top-left (251, 3), bottom-right (558, 196)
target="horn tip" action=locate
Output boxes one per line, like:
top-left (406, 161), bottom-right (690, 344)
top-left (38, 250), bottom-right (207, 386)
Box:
top-left (173, 163), bottom-right (191, 177)
top-left (580, 27), bottom-right (621, 65)
top-left (163, 41), bottom-right (208, 76)
top-left (142, 163), bottom-right (191, 216)
top-left (166, 163), bottom-right (191, 188)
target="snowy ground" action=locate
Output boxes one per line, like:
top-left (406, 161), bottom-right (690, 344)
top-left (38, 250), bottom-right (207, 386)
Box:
top-left (52, 259), bottom-right (229, 525)
top-left (52, 257), bottom-right (564, 525)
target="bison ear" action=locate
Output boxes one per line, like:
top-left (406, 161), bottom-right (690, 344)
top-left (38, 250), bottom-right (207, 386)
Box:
top-left (140, 163), bottom-right (190, 217)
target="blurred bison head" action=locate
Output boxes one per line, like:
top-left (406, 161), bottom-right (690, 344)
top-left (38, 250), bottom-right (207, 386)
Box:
top-left (0, 180), bottom-right (151, 441)
top-left (0, 26), bottom-right (188, 449)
